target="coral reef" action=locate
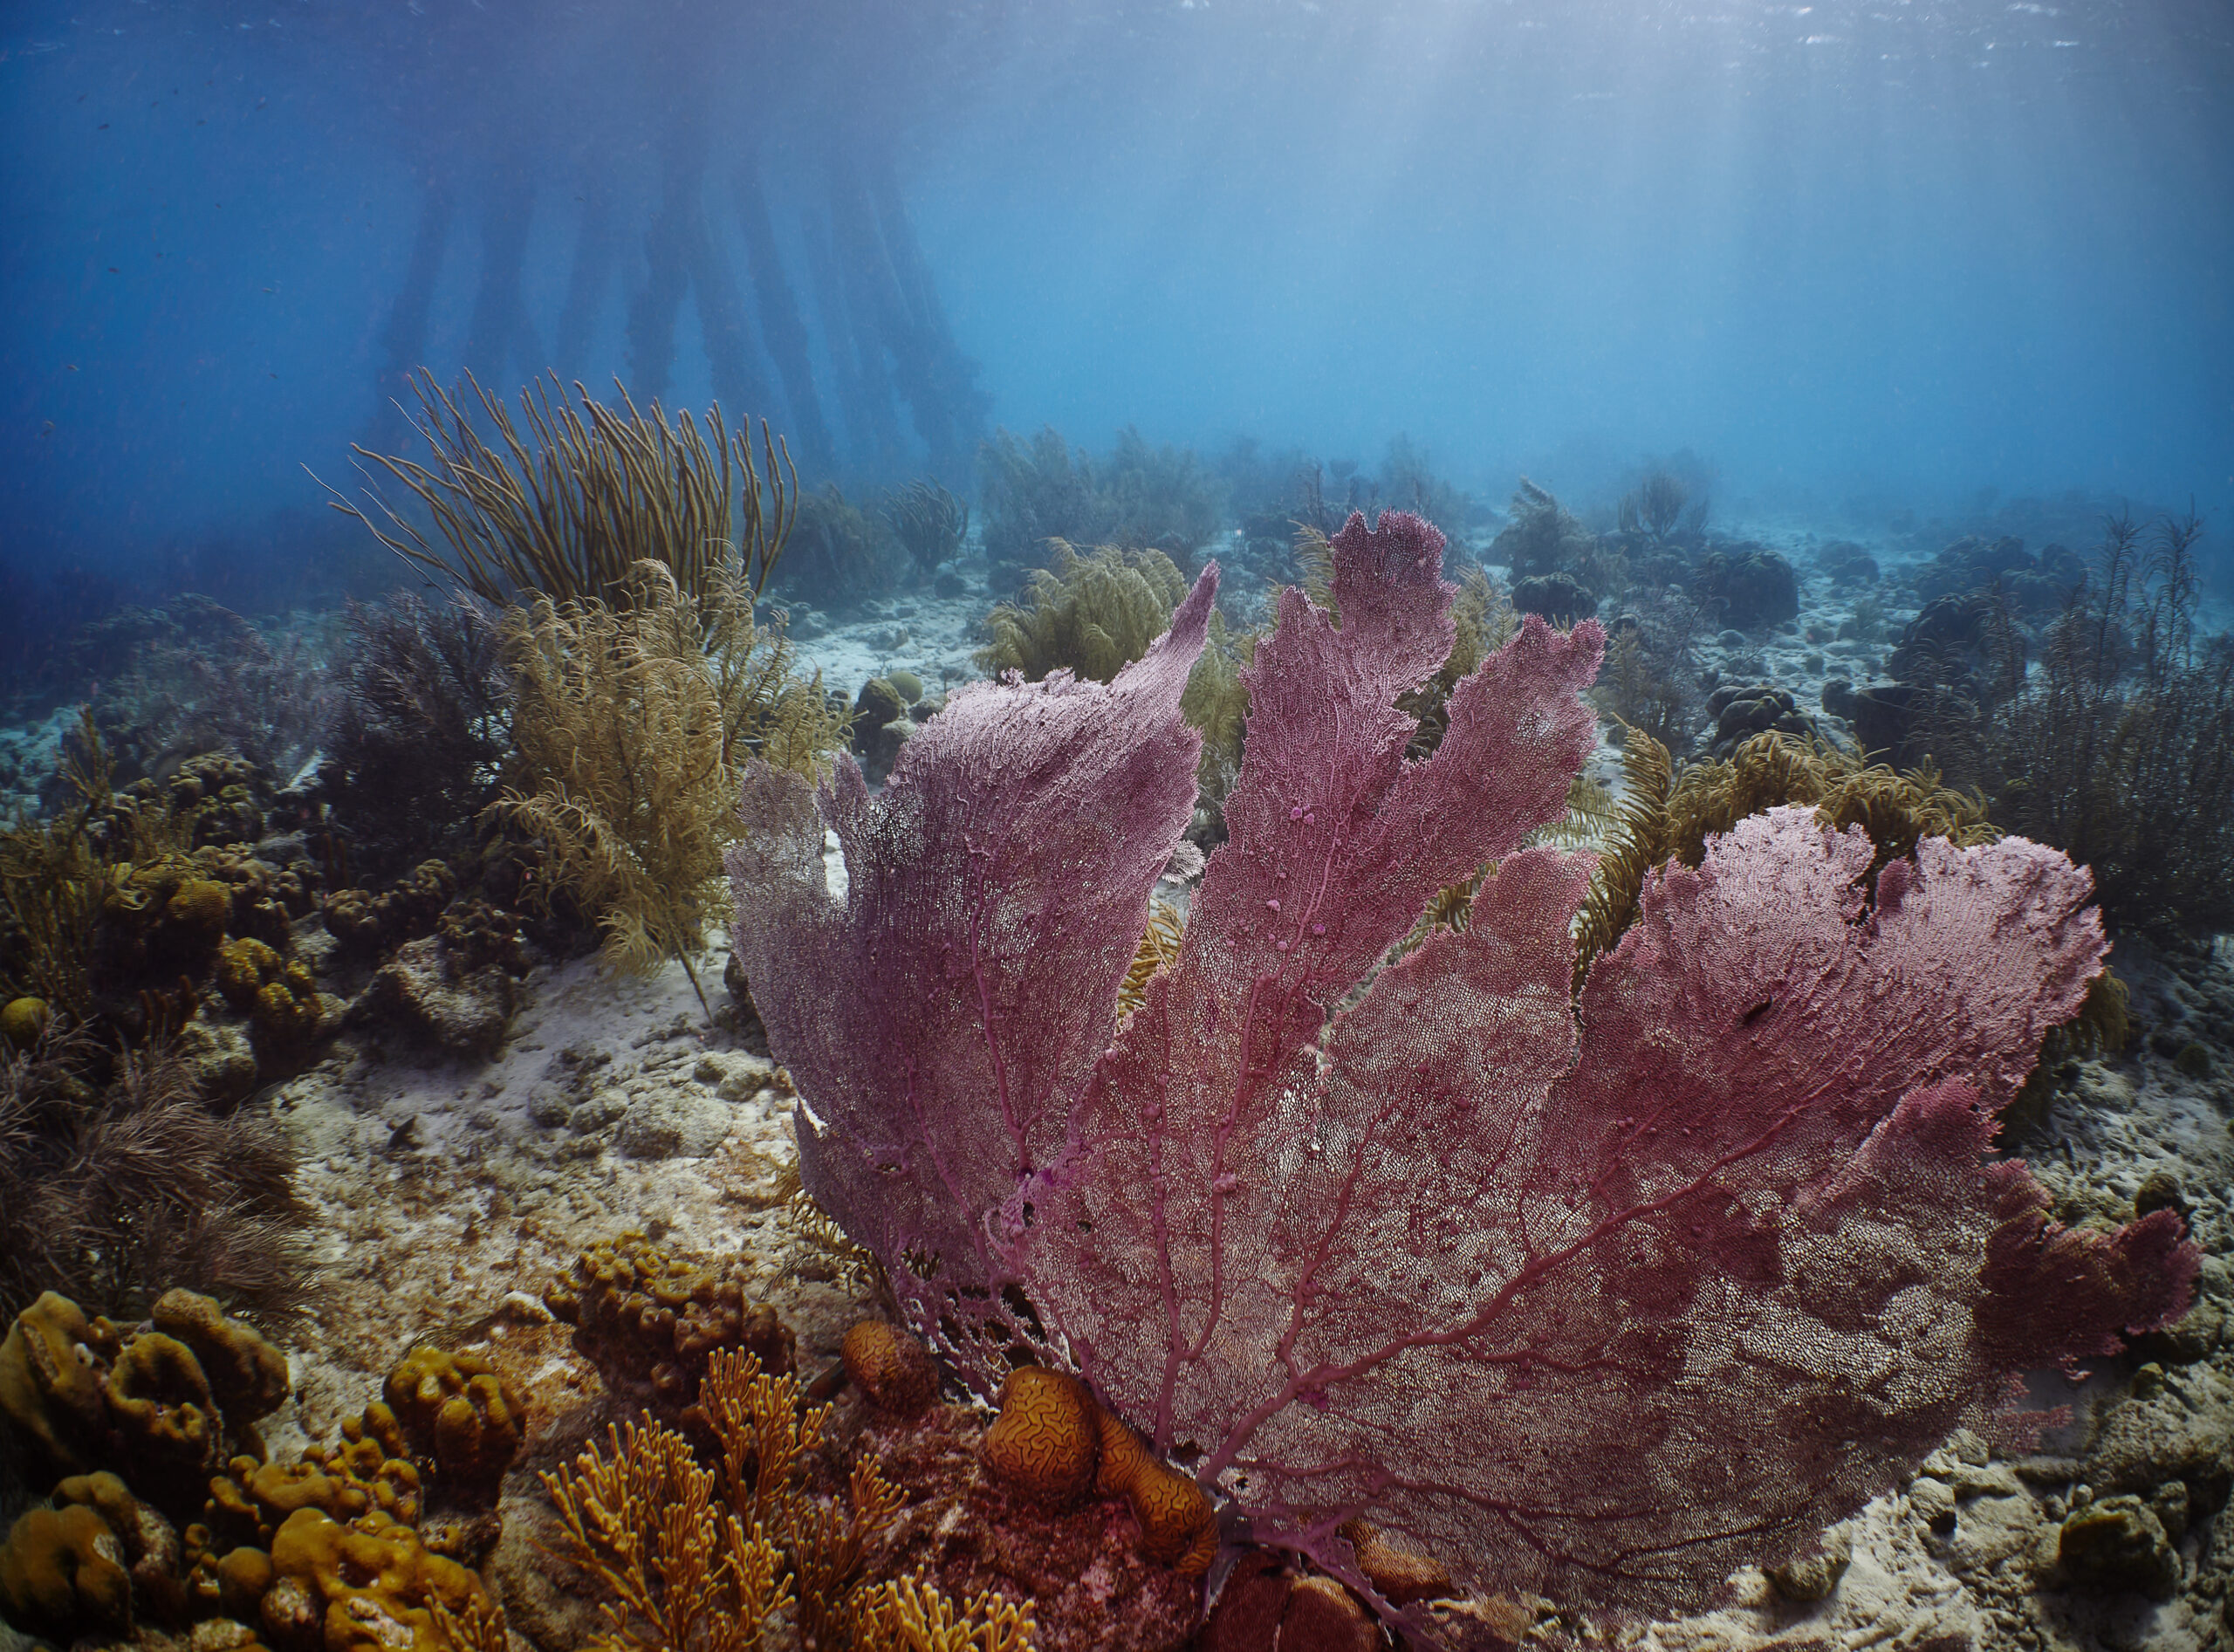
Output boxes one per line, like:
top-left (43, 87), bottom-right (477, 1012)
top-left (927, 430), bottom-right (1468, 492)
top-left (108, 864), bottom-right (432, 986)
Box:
top-left (71, 595), bottom-right (338, 786)
top-left (0, 1289), bottom-right (288, 1505)
top-left (1703, 681), bottom-right (1815, 760)
top-left (0, 1495), bottom-right (140, 1642)
top-left (326, 369), bottom-right (797, 610)
top-left (365, 934), bottom-right (517, 1059)
top-left (265, 1505), bottom-right (496, 1652)
top-left (0, 1282), bottom-right (527, 1650)
top-left (322, 860), bottom-right (458, 959)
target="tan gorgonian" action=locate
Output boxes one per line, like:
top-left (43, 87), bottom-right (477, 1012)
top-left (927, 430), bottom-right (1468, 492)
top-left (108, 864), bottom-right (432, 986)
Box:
top-left (490, 561), bottom-right (845, 999)
top-left (975, 540), bottom-right (1191, 684)
top-left (323, 369), bottom-right (796, 613)
top-left (544, 1347), bottom-right (1033, 1651)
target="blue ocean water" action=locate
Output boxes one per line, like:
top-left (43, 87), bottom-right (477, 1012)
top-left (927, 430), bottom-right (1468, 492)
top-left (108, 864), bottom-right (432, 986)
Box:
top-left (0, 0), bottom-right (2229, 610)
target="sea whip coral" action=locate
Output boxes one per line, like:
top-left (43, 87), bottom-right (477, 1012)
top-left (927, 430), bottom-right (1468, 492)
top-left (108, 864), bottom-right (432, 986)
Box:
top-left (729, 510), bottom-right (2195, 1623)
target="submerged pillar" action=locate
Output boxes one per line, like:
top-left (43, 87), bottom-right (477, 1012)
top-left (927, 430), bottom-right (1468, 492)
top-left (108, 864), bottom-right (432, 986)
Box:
top-left (364, 173), bottom-right (456, 452)
top-left (733, 158), bottom-right (834, 475)
top-left (461, 150), bottom-right (541, 390)
top-left (552, 158), bottom-right (618, 384)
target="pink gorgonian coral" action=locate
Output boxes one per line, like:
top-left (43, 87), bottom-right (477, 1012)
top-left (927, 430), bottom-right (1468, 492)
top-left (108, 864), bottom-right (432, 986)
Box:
top-left (728, 510), bottom-right (2196, 1627)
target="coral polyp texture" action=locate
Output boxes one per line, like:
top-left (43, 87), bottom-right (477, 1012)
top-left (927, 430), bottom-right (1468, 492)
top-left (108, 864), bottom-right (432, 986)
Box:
top-left (730, 506), bottom-right (2200, 1627)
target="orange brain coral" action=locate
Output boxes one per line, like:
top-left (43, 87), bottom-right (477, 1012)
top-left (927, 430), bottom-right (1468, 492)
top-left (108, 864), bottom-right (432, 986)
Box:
top-left (840, 1320), bottom-right (939, 1417)
top-left (980, 1368), bottom-right (1099, 1505)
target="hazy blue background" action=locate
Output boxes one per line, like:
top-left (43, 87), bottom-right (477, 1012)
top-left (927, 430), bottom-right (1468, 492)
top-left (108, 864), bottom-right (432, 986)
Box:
top-left (3, 0), bottom-right (2230, 611)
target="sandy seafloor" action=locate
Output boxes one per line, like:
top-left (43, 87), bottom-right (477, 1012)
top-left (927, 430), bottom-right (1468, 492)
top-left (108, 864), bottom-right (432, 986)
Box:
top-left (3, 521), bottom-right (2231, 1652)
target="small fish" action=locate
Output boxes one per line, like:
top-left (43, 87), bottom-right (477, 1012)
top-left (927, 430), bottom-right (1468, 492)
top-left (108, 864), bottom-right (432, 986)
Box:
top-left (97, 122), bottom-right (109, 130)
top-left (65, 363), bottom-right (78, 371)
top-left (38, 421), bottom-right (53, 438)
top-left (107, 266), bottom-right (119, 273)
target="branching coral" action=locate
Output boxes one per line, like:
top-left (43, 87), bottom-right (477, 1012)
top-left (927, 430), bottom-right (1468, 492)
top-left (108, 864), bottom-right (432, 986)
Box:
top-left (323, 592), bottom-right (511, 882)
top-left (490, 561), bottom-right (843, 997)
top-left (544, 1347), bottom-right (1029, 1651)
top-left (1975, 511), bottom-right (2234, 936)
top-left (324, 369), bottom-right (797, 611)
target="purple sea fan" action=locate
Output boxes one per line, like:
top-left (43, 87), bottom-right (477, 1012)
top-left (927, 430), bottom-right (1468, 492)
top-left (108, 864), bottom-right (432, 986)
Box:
top-left (729, 509), bottom-right (2196, 1625)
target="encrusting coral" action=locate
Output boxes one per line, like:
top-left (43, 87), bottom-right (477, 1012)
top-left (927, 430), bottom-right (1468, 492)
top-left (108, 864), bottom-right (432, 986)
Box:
top-left (0, 1286), bottom-right (520, 1651)
top-left (544, 1232), bottom-right (796, 1426)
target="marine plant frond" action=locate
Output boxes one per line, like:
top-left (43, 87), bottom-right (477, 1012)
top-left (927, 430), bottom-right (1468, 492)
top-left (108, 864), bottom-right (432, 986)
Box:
top-left (883, 479), bottom-right (971, 579)
top-left (778, 1185), bottom-right (884, 1298)
top-left (320, 367), bottom-right (797, 616)
top-left (1119, 901), bottom-right (1188, 1017)
top-left (1525, 774), bottom-right (1622, 852)
top-left (1181, 612), bottom-right (1255, 807)
top-left (1573, 725), bottom-right (1676, 991)
top-left (1293, 525), bottom-right (1336, 616)
top-left (1667, 730), bottom-right (1996, 885)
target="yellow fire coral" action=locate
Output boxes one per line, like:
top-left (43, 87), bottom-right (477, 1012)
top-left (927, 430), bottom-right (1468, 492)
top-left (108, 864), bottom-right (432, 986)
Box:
top-left (545, 1346), bottom-right (1029, 1651)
